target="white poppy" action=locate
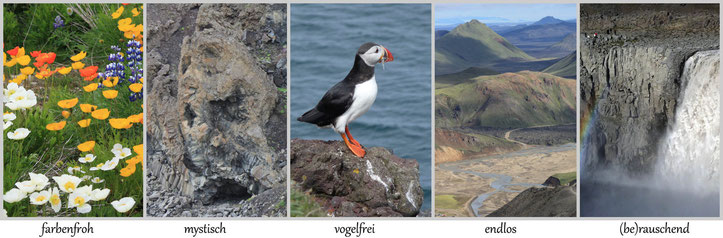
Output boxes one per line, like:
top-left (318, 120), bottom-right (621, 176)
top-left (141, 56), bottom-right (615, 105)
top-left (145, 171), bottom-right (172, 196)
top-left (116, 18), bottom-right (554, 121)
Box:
top-left (81, 175), bottom-right (92, 181)
top-left (100, 157), bottom-right (120, 171)
top-left (49, 187), bottom-right (62, 213)
top-left (29, 190), bottom-right (51, 205)
top-left (89, 163), bottom-right (104, 171)
top-left (6, 90), bottom-right (37, 110)
top-left (91, 177), bottom-right (104, 183)
top-left (52, 174), bottom-right (82, 193)
top-left (91, 188), bottom-right (110, 201)
top-left (78, 154), bottom-right (96, 163)
top-left (16, 180), bottom-right (37, 193)
top-left (3, 112), bottom-right (16, 121)
top-left (3, 83), bottom-right (23, 101)
top-left (7, 128), bottom-right (30, 140)
top-left (3, 188), bottom-right (27, 203)
top-left (3, 121), bottom-right (12, 130)
top-left (28, 172), bottom-right (49, 191)
top-left (111, 144), bottom-right (132, 159)
top-left (68, 192), bottom-right (91, 214)
top-left (111, 197), bottom-right (135, 213)
top-left (67, 166), bottom-right (85, 174)
top-left (75, 185), bottom-right (93, 197)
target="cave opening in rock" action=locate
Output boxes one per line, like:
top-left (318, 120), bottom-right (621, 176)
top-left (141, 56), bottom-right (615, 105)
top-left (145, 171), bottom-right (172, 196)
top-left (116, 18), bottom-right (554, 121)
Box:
top-left (212, 178), bottom-right (253, 203)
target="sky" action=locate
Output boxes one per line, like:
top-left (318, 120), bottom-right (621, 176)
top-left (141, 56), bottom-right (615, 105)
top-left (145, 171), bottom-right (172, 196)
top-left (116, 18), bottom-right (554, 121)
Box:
top-left (435, 4), bottom-right (576, 26)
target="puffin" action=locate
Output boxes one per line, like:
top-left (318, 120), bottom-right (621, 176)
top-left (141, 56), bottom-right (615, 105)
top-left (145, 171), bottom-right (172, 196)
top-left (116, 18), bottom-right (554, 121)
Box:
top-left (297, 42), bottom-right (394, 158)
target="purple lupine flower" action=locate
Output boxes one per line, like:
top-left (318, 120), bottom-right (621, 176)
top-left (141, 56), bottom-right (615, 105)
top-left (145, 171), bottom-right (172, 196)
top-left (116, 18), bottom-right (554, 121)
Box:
top-left (53, 16), bottom-right (65, 29)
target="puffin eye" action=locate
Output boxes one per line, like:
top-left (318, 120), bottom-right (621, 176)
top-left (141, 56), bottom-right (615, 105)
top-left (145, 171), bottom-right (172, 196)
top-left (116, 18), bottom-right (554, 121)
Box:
top-left (375, 48), bottom-right (379, 53)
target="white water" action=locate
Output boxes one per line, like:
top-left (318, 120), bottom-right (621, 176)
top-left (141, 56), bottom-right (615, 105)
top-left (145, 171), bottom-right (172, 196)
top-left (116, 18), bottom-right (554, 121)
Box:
top-left (581, 50), bottom-right (720, 217)
top-left (656, 50), bottom-right (720, 195)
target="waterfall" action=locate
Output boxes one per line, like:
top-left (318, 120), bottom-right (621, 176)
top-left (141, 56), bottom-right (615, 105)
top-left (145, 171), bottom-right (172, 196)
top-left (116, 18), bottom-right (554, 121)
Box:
top-left (656, 50), bottom-right (720, 195)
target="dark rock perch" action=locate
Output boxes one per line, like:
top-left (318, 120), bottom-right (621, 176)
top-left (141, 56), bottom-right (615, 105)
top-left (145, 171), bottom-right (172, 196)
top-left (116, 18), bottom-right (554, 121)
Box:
top-left (487, 186), bottom-right (576, 217)
top-left (291, 139), bottom-right (424, 217)
top-left (146, 4), bottom-right (287, 217)
top-left (542, 176), bottom-right (561, 187)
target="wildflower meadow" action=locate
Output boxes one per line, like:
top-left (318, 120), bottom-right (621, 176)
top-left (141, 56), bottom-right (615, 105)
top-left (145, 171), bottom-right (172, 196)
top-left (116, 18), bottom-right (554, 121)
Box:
top-left (3, 4), bottom-right (143, 217)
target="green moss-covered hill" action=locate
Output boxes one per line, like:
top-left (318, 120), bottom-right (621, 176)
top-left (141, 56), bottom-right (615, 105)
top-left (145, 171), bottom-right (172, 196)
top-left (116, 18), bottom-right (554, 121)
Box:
top-left (435, 20), bottom-right (533, 75)
top-left (436, 71), bottom-right (576, 128)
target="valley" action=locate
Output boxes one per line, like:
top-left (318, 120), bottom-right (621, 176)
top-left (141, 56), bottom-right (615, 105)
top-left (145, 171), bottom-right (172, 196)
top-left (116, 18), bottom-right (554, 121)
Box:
top-left (434, 14), bottom-right (577, 217)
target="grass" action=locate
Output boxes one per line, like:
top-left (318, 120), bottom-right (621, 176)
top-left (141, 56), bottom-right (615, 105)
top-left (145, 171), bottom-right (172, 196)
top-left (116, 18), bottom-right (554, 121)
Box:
top-left (552, 171), bottom-right (577, 186)
top-left (435, 194), bottom-right (461, 209)
top-left (3, 3), bottom-right (143, 217)
top-left (289, 185), bottom-right (327, 217)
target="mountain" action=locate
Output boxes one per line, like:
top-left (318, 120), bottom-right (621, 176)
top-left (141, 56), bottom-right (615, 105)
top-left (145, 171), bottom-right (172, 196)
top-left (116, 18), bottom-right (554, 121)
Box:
top-left (435, 30), bottom-right (450, 38)
top-left (435, 66), bottom-right (499, 88)
top-left (543, 52), bottom-right (576, 79)
top-left (500, 20), bottom-right (576, 58)
top-left (488, 23), bottom-right (530, 35)
top-left (546, 33), bottom-right (576, 52)
top-left (531, 16), bottom-right (565, 25)
top-left (436, 20), bottom-right (534, 75)
top-left (502, 21), bottom-right (576, 44)
top-left (436, 71), bottom-right (576, 128)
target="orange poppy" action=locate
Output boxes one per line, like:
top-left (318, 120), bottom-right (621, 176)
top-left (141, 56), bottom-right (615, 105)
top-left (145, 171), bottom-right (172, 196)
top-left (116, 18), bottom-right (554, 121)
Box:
top-left (109, 118), bottom-right (132, 129)
top-left (77, 141), bottom-right (95, 152)
top-left (91, 108), bottom-right (110, 120)
top-left (80, 104), bottom-right (97, 113)
top-left (102, 90), bottom-right (118, 99)
top-left (77, 119), bottom-right (91, 128)
top-left (46, 121), bottom-right (67, 131)
top-left (57, 98), bottom-right (79, 109)
top-left (79, 66), bottom-right (98, 77)
top-left (83, 83), bottom-right (98, 92)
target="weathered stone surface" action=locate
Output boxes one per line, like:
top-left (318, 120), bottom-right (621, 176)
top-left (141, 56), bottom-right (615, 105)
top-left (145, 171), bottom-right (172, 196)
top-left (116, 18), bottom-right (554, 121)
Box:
top-left (291, 139), bottom-right (423, 217)
top-left (579, 4), bottom-right (719, 174)
top-left (146, 3), bottom-right (287, 217)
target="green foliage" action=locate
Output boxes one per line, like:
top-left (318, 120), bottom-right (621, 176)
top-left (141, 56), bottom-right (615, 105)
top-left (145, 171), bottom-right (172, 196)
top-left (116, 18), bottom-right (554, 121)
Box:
top-left (3, 3), bottom-right (138, 62)
top-left (290, 186), bottom-right (327, 217)
top-left (3, 3), bottom-right (143, 217)
top-left (435, 194), bottom-right (461, 209)
top-left (552, 171), bottom-right (577, 186)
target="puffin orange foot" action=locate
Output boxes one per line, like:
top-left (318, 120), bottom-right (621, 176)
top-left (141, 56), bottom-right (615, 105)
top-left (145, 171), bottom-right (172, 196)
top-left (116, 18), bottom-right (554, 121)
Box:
top-left (342, 133), bottom-right (366, 158)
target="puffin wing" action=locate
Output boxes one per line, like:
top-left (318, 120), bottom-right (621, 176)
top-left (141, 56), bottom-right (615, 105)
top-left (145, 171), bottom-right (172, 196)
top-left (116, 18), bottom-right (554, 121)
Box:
top-left (297, 81), bottom-right (354, 127)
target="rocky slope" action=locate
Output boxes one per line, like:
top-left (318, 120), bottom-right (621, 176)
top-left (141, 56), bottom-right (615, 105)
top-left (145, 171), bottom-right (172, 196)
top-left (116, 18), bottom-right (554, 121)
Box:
top-left (487, 185), bottom-right (576, 217)
top-left (580, 4), bottom-right (719, 174)
top-left (146, 3), bottom-right (287, 217)
top-left (291, 139), bottom-right (423, 217)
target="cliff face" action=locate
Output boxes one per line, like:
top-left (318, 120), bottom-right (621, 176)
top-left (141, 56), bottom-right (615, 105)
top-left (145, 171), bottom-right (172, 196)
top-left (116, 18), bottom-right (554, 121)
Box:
top-left (146, 4), bottom-right (287, 217)
top-left (291, 139), bottom-right (423, 217)
top-left (579, 4), bottom-right (719, 174)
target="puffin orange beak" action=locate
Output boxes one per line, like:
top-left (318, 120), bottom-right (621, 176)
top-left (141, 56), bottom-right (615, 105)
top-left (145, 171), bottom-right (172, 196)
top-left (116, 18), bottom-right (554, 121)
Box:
top-left (380, 46), bottom-right (394, 63)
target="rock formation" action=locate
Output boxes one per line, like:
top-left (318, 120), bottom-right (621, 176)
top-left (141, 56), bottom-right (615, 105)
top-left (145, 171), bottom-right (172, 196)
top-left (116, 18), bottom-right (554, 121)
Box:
top-left (146, 3), bottom-right (287, 217)
top-left (291, 139), bottom-right (423, 217)
top-left (580, 4), bottom-right (719, 174)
